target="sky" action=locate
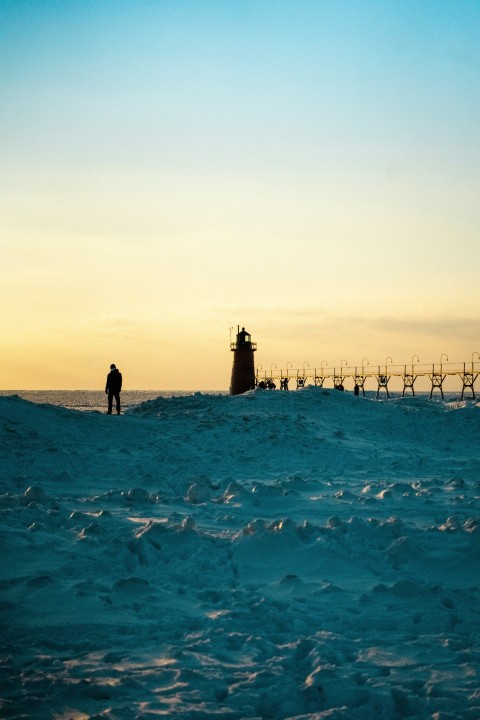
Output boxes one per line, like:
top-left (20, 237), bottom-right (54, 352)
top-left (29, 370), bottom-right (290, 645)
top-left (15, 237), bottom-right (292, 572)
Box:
top-left (1, 0), bottom-right (479, 390)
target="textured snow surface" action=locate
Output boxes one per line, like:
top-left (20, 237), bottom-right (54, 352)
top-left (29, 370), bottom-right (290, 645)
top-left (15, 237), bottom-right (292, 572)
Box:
top-left (0, 388), bottom-right (479, 719)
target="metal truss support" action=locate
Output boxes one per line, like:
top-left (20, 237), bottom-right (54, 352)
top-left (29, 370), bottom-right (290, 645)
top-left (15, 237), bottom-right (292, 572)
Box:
top-left (376, 375), bottom-right (390, 398)
top-left (460, 372), bottom-right (478, 399)
top-left (333, 375), bottom-right (345, 390)
top-left (402, 374), bottom-right (418, 396)
top-left (296, 376), bottom-right (307, 389)
top-left (354, 375), bottom-right (366, 396)
top-left (429, 373), bottom-right (446, 399)
top-left (314, 375), bottom-right (325, 387)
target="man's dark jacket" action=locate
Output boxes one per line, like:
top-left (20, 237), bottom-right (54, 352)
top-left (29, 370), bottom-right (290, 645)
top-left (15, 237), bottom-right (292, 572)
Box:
top-left (106, 369), bottom-right (122, 394)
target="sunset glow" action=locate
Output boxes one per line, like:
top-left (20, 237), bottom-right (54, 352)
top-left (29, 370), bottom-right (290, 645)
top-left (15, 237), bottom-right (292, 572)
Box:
top-left (1, 1), bottom-right (479, 389)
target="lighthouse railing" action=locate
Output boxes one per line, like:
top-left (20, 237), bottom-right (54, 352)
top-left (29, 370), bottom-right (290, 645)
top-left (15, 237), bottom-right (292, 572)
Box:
top-left (230, 342), bottom-right (257, 351)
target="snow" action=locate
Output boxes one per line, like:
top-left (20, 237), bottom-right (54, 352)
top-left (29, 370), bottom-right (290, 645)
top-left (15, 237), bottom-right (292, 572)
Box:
top-left (0, 388), bottom-right (479, 719)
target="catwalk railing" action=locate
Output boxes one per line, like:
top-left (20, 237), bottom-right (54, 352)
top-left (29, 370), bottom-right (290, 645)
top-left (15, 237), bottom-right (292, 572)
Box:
top-left (255, 360), bottom-right (480, 399)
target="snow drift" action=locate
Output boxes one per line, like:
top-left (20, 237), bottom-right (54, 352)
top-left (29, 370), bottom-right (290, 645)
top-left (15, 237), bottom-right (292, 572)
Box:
top-left (0, 388), bottom-right (479, 719)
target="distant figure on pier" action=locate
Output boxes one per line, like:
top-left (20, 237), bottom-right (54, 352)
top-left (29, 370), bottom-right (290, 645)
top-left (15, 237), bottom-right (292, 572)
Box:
top-left (281, 378), bottom-right (289, 391)
top-left (354, 384), bottom-right (360, 396)
top-left (105, 363), bottom-right (122, 414)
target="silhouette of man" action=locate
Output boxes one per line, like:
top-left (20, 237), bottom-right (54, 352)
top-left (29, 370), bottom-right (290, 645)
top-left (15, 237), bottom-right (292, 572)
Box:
top-left (105, 363), bottom-right (122, 414)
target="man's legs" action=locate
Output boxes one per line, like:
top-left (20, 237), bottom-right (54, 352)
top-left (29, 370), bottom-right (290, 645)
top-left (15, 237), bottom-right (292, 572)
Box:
top-left (115, 392), bottom-right (121, 414)
top-left (107, 392), bottom-right (113, 414)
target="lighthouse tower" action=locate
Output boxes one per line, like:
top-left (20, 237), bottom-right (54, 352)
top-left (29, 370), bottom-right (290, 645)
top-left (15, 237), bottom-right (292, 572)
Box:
top-left (230, 326), bottom-right (257, 395)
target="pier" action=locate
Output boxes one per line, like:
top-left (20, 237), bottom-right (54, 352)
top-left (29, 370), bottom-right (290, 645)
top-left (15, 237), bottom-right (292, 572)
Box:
top-left (255, 356), bottom-right (480, 399)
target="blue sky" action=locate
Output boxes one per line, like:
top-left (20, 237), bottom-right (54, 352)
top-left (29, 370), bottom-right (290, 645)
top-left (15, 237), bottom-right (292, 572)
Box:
top-left (3, 1), bottom-right (479, 174)
top-left (1, 1), bottom-right (479, 388)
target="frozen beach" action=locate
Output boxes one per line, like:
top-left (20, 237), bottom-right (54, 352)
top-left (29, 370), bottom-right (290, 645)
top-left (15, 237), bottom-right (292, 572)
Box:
top-left (1, 388), bottom-right (479, 719)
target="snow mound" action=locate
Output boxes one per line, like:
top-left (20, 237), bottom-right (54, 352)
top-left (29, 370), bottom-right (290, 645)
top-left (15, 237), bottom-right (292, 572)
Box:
top-left (1, 391), bottom-right (479, 719)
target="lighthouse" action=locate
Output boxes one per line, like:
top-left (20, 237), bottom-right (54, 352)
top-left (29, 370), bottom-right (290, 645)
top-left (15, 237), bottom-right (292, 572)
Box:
top-left (230, 326), bottom-right (257, 395)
